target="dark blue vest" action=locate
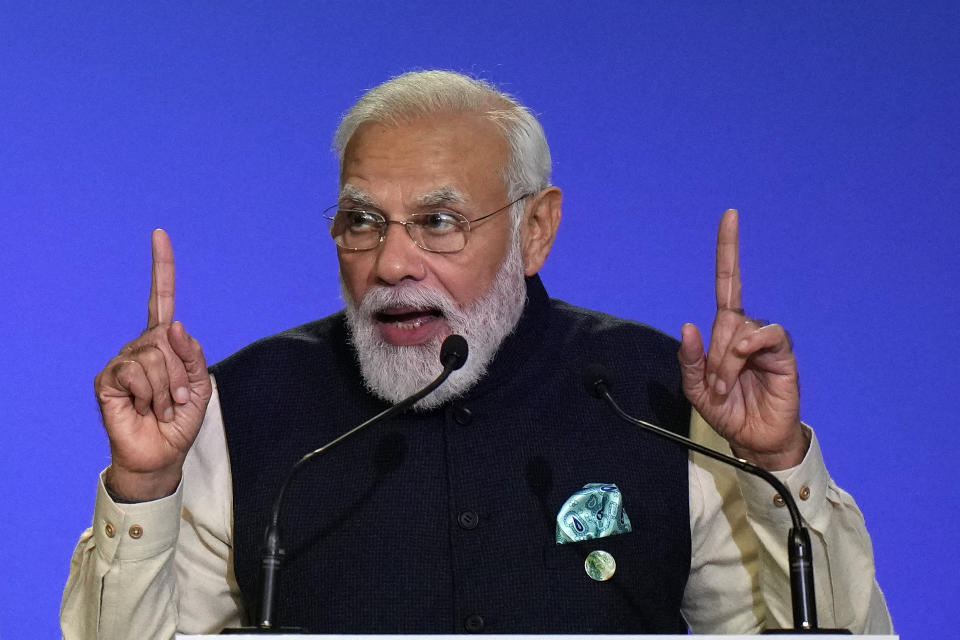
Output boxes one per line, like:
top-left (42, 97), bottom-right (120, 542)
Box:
top-left (210, 276), bottom-right (692, 633)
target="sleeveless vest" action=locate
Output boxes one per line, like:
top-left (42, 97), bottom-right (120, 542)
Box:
top-left (210, 276), bottom-right (692, 633)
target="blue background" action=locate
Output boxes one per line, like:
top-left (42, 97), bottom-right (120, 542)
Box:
top-left (2, 1), bottom-right (957, 637)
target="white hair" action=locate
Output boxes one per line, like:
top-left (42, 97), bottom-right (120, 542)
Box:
top-left (333, 70), bottom-right (552, 210)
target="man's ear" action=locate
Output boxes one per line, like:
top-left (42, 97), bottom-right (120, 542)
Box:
top-left (520, 187), bottom-right (562, 276)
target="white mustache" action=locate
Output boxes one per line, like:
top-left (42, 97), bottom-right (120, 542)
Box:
top-left (358, 284), bottom-right (462, 322)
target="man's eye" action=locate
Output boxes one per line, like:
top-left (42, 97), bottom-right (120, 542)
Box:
top-left (343, 210), bottom-right (381, 231)
top-left (419, 212), bottom-right (460, 233)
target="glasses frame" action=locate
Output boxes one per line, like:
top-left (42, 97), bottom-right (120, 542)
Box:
top-left (324, 193), bottom-right (533, 254)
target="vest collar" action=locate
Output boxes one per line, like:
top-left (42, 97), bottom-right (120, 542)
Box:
top-left (449, 273), bottom-right (552, 403)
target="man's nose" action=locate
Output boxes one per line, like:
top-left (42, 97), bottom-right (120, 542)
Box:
top-left (374, 222), bottom-right (427, 285)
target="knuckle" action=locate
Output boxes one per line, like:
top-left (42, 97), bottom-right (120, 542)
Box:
top-left (111, 359), bottom-right (136, 378)
top-left (716, 266), bottom-right (735, 278)
top-left (137, 346), bottom-right (165, 370)
top-left (718, 309), bottom-right (743, 325)
top-left (119, 341), bottom-right (139, 355)
top-left (138, 325), bottom-right (168, 344)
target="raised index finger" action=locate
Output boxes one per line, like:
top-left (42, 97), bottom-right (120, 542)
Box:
top-left (147, 228), bottom-right (176, 327)
top-left (715, 208), bottom-right (742, 311)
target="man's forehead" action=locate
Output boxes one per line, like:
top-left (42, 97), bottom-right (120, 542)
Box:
top-left (338, 113), bottom-right (508, 206)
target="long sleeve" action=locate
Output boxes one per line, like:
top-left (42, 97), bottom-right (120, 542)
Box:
top-left (682, 410), bottom-right (893, 633)
top-left (60, 476), bottom-right (183, 639)
top-left (60, 377), bottom-right (242, 639)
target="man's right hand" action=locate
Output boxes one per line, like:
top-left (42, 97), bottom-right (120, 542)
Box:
top-left (94, 229), bottom-right (212, 501)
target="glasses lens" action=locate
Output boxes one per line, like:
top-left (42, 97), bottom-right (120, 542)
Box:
top-left (409, 212), bottom-right (467, 253)
top-left (330, 209), bottom-right (383, 250)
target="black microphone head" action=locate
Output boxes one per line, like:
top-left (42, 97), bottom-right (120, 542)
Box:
top-left (440, 334), bottom-right (469, 371)
top-left (583, 363), bottom-right (611, 398)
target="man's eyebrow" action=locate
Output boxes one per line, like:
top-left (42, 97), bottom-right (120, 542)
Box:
top-left (417, 186), bottom-right (466, 208)
top-left (338, 184), bottom-right (378, 208)
top-left (337, 185), bottom-right (466, 210)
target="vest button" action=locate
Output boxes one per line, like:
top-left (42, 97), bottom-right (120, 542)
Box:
top-left (464, 613), bottom-right (485, 632)
top-left (454, 406), bottom-right (473, 426)
top-left (458, 511), bottom-right (479, 530)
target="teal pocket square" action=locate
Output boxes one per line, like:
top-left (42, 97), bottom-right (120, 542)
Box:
top-left (555, 483), bottom-right (632, 544)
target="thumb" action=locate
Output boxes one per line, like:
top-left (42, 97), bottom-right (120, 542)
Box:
top-left (678, 323), bottom-right (708, 401)
top-left (168, 321), bottom-right (209, 387)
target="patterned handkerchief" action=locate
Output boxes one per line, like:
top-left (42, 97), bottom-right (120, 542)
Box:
top-left (555, 483), bottom-right (632, 544)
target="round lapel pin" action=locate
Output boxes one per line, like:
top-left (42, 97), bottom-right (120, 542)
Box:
top-left (584, 550), bottom-right (616, 581)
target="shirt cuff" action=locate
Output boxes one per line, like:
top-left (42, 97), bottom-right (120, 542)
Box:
top-left (736, 425), bottom-right (832, 531)
top-left (93, 469), bottom-right (183, 563)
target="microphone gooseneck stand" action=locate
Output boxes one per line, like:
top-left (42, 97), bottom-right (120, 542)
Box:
top-left (224, 335), bottom-right (468, 634)
top-left (583, 364), bottom-right (850, 634)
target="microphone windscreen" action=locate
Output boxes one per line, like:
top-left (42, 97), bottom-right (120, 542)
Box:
top-left (583, 363), bottom-right (611, 398)
top-left (440, 334), bottom-right (469, 370)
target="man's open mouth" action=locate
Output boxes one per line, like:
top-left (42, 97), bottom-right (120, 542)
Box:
top-left (375, 308), bottom-right (443, 330)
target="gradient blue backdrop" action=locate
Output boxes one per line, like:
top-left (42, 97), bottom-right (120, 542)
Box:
top-left (2, 2), bottom-right (957, 637)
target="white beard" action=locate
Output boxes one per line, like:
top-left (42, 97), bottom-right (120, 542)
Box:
top-left (342, 236), bottom-right (527, 410)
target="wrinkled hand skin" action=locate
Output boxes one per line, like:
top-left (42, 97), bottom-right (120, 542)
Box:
top-left (94, 229), bottom-right (212, 501)
top-left (678, 210), bottom-right (809, 471)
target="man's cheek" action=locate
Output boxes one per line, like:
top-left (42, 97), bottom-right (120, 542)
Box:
top-left (338, 261), bottom-right (371, 300)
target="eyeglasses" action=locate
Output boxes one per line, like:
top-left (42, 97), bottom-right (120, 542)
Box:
top-left (324, 194), bottom-right (532, 254)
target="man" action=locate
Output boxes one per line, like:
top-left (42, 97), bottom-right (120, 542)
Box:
top-left (61, 71), bottom-right (892, 637)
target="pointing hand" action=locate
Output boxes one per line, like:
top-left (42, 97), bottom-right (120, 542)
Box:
top-left (678, 210), bottom-right (809, 470)
top-left (94, 230), bottom-right (212, 500)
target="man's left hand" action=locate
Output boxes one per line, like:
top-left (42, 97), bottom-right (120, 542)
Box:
top-left (678, 209), bottom-right (810, 470)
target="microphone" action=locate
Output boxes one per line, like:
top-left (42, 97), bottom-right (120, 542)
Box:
top-left (253, 335), bottom-right (469, 632)
top-left (583, 364), bottom-right (848, 635)
top-left (439, 333), bottom-right (468, 370)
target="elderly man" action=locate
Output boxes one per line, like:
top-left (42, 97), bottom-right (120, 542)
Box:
top-left (62, 71), bottom-right (891, 637)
